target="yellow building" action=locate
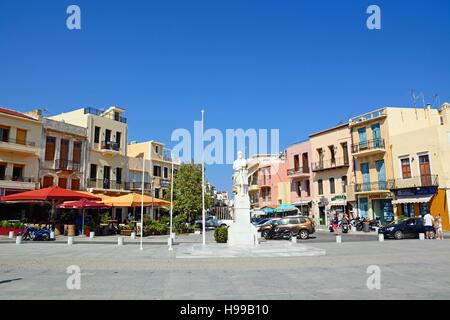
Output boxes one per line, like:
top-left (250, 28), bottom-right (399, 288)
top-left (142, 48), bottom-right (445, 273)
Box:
top-left (309, 123), bottom-right (354, 226)
top-left (387, 103), bottom-right (450, 230)
top-left (0, 108), bottom-right (41, 195)
top-left (49, 106), bottom-right (129, 195)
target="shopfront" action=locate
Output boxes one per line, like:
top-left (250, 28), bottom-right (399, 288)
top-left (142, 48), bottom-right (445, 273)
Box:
top-left (372, 198), bottom-right (394, 224)
top-left (392, 187), bottom-right (437, 219)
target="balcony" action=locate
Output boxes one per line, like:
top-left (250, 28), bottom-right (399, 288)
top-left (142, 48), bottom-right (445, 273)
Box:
top-left (351, 138), bottom-right (386, 157)
top-left (249, 184), bottom-right (260, 192)
top-left (55, 159), bottom-right (82, 172)
top-left (84, 107), bottom-right (127, 124)
top-left (354, 181), bottom-right (390, 194)
top-left (87, 179), bottom-right (129, 191)
top-left (100, 141), bottom-right (120, 153)
top-left (0, 175), bottom-right (38, 190)
top-left (349, 108), bottom-right (386, 126)
top-left (258, 178), bottom-right (272, 187)
top-left (128, 181), bottom-right (152, 191)
top-left (287, 166), bottom-right (310, 178)
top-left (0, 138), bottom-right (38, 155)
top-left (312, 158), bottom-right (349, 172)
top-left (388, 175), bottom-right (439, 190)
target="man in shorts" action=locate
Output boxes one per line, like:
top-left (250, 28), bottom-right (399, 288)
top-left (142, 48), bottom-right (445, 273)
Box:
top-left (423, 212), bottom-right (435, 239)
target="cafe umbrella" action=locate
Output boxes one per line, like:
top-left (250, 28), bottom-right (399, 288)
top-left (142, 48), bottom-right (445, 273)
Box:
top-left (57, 198), bottom-right (110, 236)
top-left (1, 186), bottom-right (101, 226)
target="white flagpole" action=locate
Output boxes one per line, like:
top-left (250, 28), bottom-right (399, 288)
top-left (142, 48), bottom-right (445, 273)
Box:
top-left (201, 110), bottom-right (206, 245)
top-left (140, 154), bottom-right (145, 251)
top-left (169, 153), bottom-right (174, 251)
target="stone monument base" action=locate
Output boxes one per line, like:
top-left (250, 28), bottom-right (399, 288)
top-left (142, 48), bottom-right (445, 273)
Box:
top-left (227, 223), bottom-right (258, 247)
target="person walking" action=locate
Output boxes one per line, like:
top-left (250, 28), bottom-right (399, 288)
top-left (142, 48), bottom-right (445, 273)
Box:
top-left (435, 213), bottom-right (443, 240)
top-left (423, 212), bottom-right (435, 239)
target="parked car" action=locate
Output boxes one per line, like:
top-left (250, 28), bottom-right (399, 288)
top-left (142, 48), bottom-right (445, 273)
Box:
top-left (261, 216), bottom-right (315, 240)
top-left (194, 216), bottom-right (228, 229)
top-left (378, 217), bottom-right (435, 240)
top-left (252, 218), bottom-right (270, 228)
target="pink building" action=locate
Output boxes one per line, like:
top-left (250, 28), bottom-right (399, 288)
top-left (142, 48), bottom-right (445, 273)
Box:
top-left (285, 140), bottom-right (314, 215)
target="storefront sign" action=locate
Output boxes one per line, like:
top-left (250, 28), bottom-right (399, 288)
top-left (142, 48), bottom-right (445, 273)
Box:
top-left (331, 195), bottom-right (346, 201)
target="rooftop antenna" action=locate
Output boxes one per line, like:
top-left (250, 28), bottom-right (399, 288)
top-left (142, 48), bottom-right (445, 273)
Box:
top-left (433, 93), bottom-right (440, 108)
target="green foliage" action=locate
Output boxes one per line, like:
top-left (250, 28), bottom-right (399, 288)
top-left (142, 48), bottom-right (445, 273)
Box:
top-left (13, 222), bottom-right (25, 229)
top-left (60, 211), bottom-right (77, 224)
top-left (100, 212), bottom-right (111, 224)
top-left (170, 163), bottom-right (214, 222)
top-left (0, 220), bottom-right (10, 228)
top-left (214, 226), bottom-right (228, 243)
top-left (144, 220), bottom-right (168, 235)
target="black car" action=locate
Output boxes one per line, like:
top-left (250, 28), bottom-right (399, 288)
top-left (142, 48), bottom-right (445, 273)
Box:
top-left (378, 217), bottom-right (435, 240)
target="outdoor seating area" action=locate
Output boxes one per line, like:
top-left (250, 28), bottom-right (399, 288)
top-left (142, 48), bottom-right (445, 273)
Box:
top-left (0, 185), bottom-right (172, 238)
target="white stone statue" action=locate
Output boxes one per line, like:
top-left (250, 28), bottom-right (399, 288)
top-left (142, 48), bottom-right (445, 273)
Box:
top-left (233, 151), bottom-right (249, 198)
top-left (228, 151), bottom-right (258, 247)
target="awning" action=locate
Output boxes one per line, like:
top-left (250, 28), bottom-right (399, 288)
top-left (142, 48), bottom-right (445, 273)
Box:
top-left (292, 200), bottom-right (311, 206)
top-left (392, 195), bottom-right (434, 205)
top-left (329, 200), bottom-right (347, 207)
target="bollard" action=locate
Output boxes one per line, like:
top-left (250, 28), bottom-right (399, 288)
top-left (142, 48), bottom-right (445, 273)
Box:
top-left (118, 236), bottom-right (124, 246)
top-left (15, 236), bottom-right (22, 244)
top-left (130, 232), bottom-right (136, 240)
top-left (171, 232), bottom-right (176, 241)
top-left (8, 231), bottom-right (14, 239)
top-left (257, 232), bottom-right (262, 239)
top-left (351, 226), bottom-right (356, 232)
top-left (89, 232), bottom-right (95, 239)
top-left (419, 233), bottom-right (425, 241)
top-left (67, 236), bottom-right (74, 245)
top-left (336, 235), bottom-right (342, 243)
top-left (291, 236), bottom-right (297, 244)
top-left (167, 237), bottom-right (173, 246)
top-left (50, 231), bottom-right (55, 239)
top-left (378, 234), bottom-right (384, 242)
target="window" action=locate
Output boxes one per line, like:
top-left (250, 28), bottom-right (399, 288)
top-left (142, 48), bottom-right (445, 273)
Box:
top-left (401, 158), bottom-right (412, 179)
top-left (73, 142), bottom-right (82, 164)
top-left (71, 179), bottom-right (80, 190)
top-left (45, 137), bottom-right (56, 161)
top-left (341, 176), bottom-right (347, 193)
top-left (329, 178), bottom-right (335, 194)
top-left (154, 188), bottom-right (160, 199)
top-left (341, 143), bottom-right (349, 164)
top-left (278, 219), bottom-right (288, 225)
top-left (318, 179), bottom-right (323, 195)
top-left (116, 132), bottom-right (121, 148)
top-left (153, 165), bottom-right (161, 177)
top-left (289, 219), bottom-right (299, 224)
top-left (116, 168), bottom-right (122, 184)
top-left (0, 126), bottom-right (9, 142)
top-left (0, 163), bottom-right (6, 179)
top-left (293, 155), bottom-right (300, 171)
top-left (90, 164), bottom-right (97, 180)
top-left (329, 145), bottom-right (335, 164)
top-left (60, 139), bottom-right (69, 160)
top-left (16, 129), bottom-right (27, 145)
top-left (12, 165), bottom-right (23, 181)
top-left (43, 176), bottom-right (54, 188)
top-left (163, 167), bottom-right (169, 179)
top-left (296, 181), bottom-right (301, 196)
top-left (420, 203), bottom-right (430, 217)
top-left (94, 126), bottom-right (101, 144)
top-left (58, 178), bottom-right (67, 189)
top-left (305, 180), bottom-right (311, 196)
top-left (155, 146), bottom-right (159, 154)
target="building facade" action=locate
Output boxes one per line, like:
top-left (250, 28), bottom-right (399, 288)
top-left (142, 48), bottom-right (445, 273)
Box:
top-left (0, 108), bottom-right (41, 196)
top-left (310, 123), bottom-right (353, 226)
top-left (285, 140), bottom-right (314, 216)
top-left (38, 117), bottom-right (88, 191)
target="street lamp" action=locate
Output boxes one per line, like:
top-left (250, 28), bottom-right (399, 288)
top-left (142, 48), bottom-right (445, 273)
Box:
top-left (169, 153), bottom-right (179, 251)
top-left (201, 110), bottom-right (206, 245)
top-left (140, 153), bottom-right (145, 251)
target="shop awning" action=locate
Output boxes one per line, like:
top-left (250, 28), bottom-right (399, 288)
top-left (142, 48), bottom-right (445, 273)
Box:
top-left (292, 200), bottom-right (311, 206)
top-left (392, 195), bottom-right (434, 205)
top-left (328, 199), bottom-right (347, 207)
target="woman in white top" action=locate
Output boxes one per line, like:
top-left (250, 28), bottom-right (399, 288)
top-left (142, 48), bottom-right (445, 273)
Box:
top-left (436, 214), bottom-right (443, 240)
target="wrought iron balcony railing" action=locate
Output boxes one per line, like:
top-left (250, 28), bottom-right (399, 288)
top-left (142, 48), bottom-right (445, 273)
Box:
top-left (0, 175), bottom-right (36, 182)
top-left (55, 159), bottom-right (81, 172)
top-left (354, 181), bottom-right (390, 193)
top-left (312, 158), bottom-right (349, 172)
top-left (87, 179), bottom-right (129, 190)
top-left (287, 167), bottom-right (310, 176)
top-left (388, 175), bottom-right (439, 189)
top-left (101, 141), bottom-right (120, 151)
top-left (351, 138), bottom-right (385, 154)
top-left (0, 137), bottom-right (36, 147)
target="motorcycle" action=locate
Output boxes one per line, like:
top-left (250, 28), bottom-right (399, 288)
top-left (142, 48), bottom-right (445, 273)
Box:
top-left (264, 225), bottom-right (292, 240)
top-left (369, 217), bottom-right (381, 231)
top-left (19, 225), bottom-right (53, 241)
top-left (341, 221), bottom-right (349, 233)
top-left (351, 217), bottom-right (364, 231)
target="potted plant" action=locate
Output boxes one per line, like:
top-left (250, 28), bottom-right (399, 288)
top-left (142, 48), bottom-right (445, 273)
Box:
top-left (60, 211), bottom-right (77, 236)
top-left (0, 220), bottom-right (26, 236)
top-left (119, 223), bottom-right (134, 236)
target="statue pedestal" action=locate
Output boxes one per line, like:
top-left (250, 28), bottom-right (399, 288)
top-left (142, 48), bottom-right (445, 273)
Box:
top-left (228, 196), bottom-right (258, 247)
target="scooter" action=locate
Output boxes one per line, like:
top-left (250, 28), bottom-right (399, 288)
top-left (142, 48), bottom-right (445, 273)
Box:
top-left (341, 221), bottom-right (349, 234)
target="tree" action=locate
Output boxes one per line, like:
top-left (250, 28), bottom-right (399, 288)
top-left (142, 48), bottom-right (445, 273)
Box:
top-left (164, 163), bottom-right (213, 223)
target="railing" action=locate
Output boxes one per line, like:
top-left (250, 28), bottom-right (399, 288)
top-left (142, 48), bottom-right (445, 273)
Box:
top-left (84, 107), bottom-right (127, 124)
top-left (355, 181), bottom-right (389, 193)
top-left (55, 159), bottom-right (81, 172)
top-left (258, 179), bottom-right (272, 186)
top-left (287, 167), bottom-right (310, 176)
top-left (388, 175), bottom-right (439, 189)
top-left (101, 141), bottom-right (120, 151)
top-left (87, 179), bottom-right (129, 190)
top-left (128, 181), bottom-right (152, 190)
top-left (350, 108), bottom-right (386, 124)
top-left (351, 138), bottom-right (385, 153)
top-left (0, 137), bottom-right (36, 147)
top-left (0, 175), bottom-right (36, 182)
top-left (312, 157), bottom-right (349, 172)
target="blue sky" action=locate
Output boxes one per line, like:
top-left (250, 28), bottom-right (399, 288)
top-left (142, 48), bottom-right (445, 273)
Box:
top-left (1, 0), bottom-right (449, 193)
